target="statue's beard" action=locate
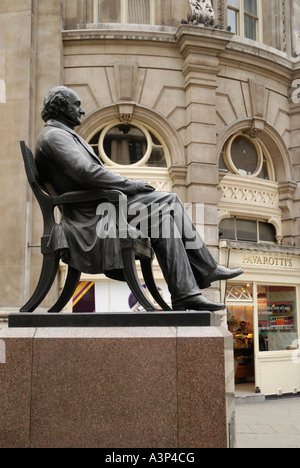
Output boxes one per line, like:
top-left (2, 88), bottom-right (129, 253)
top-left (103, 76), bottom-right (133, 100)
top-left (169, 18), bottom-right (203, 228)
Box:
top-left (59, 105), bottom-right (82, 128)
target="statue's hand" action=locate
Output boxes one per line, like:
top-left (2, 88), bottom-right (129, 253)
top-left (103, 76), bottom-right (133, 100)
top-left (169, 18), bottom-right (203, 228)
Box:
top-left (136, 181), bottom-right (155, 193)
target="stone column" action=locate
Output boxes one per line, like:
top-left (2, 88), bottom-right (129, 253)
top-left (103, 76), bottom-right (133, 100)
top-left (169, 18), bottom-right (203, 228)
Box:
top-left (290, 65), bottom-right (300, 246)
top-left (0, 1), bottom-right (36, 308)
top-left (176, 26), bottom-right (233, 300)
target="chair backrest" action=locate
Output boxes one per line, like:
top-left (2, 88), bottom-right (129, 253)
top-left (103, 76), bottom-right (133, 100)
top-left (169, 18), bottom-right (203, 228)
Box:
top-left (20, 141), bottom-right (40, 189)
top-left (20, 141), bottom-right (55, 234)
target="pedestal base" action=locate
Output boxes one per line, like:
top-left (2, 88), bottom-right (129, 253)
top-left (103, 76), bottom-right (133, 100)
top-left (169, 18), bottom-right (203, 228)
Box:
top-left (0, 325), bottom-right (235, 448)
top-left (8, 311), bottom-right (220, 328)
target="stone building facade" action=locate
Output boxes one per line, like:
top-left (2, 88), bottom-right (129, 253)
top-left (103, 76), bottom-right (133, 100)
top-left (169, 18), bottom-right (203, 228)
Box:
top-left (2, 1), bottom-right (300, 394)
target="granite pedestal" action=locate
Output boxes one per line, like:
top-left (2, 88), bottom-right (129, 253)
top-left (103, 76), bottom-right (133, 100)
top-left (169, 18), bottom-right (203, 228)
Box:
top-left (0, 314), bottom-right (235, 448)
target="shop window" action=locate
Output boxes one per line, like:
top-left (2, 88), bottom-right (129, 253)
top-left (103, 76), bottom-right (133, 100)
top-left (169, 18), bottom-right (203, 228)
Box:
top-left (226, 284), bottom-right (253, 302)
top-left (219, 217), bottom-right (276, 243)
top-left (220, 133), bottom-right (273, 180)
top-left (227, 0), bottom-right (262, 41)
top-left (258, 286), bottom-right (298, 352)
top-left (88, 121), bottom-right (167, 168)
top-left (93, 0), bottom-right (155, 24)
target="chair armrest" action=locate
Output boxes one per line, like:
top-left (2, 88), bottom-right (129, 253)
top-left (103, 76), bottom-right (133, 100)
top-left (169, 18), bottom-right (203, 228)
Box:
top-left (52, 189), bottom-right (145, 241)
top-left (52, 189), bottom-right (125, 206)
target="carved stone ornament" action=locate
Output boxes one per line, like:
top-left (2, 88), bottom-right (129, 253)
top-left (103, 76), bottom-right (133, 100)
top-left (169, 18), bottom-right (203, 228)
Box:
top-left (187, 0), bottom-right (215, 25)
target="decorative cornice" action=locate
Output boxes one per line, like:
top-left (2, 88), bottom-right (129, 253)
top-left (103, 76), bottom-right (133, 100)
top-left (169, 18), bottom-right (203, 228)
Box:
top-left (176, 25), bottom-right (234, 57)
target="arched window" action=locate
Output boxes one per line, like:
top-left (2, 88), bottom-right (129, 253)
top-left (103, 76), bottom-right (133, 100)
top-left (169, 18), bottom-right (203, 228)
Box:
top-left (88, 121), bottom-right (168, 168)
top-left (86, 119), bottom-right (172, 192)
top-left (218, 130), bottom-right (282, 244)
top-left (93, 0), bottom-right (155, 25)
top-left (219, 133), bottom-right (275, 181)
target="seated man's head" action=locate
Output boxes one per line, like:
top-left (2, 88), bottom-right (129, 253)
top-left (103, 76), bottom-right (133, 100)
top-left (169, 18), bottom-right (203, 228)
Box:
top-left (41, 86), bottom-right (85, 128)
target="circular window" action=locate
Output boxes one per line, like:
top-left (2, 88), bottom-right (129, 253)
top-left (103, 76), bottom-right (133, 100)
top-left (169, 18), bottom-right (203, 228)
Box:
top-left (224, 133), bottom-right (263, 177)
top-left (100, 122), bottom-right (152, 167)
top-left (88, 120), bottom-right (168, 168)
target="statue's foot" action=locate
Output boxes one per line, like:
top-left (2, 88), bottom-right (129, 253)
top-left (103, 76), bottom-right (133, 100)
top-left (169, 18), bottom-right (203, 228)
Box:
top-left (198, 266), bottom-right (243, 289)
top-left (173, 294), bottom-right (225, 312)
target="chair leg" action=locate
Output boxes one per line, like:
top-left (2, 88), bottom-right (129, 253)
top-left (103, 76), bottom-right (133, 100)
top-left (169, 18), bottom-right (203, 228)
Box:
top-left (20, 254), bottom-right (60, 313)
top-left (122, 249), bottom-right (157, 312)
top-left (48, 267), bottom-right (81, 313)
top-left (140, 258), bottom-right (173, 312)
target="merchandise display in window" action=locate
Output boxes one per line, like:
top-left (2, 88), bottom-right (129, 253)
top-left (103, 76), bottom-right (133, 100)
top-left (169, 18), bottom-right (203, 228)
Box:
top-left (227, 288), bottom-right (254, 382)
top-left (258, 286), bottom-right (298, 352)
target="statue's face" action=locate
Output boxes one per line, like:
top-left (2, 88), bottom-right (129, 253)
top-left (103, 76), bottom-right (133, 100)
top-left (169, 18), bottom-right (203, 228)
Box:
top-left (62, 89), bottom-right (86, 127)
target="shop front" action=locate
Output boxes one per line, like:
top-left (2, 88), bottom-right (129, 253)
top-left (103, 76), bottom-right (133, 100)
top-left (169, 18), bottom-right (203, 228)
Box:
top-left (220, 241), bottom-right (300, 397)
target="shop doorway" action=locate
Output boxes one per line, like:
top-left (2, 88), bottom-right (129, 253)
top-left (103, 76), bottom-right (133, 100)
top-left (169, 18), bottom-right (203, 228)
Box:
top-left (226, 283), bottom-right (255, 394)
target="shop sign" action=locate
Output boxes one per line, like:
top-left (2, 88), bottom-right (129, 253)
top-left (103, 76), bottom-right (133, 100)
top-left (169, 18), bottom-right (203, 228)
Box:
top-left (242, 254), bottom-right (293, 268)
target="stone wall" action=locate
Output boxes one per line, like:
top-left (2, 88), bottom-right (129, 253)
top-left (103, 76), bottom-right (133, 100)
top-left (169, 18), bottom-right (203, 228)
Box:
top-left (0, 1), bottom-right (34, 308)
top-left (1, 0), bottom-right (300, 309)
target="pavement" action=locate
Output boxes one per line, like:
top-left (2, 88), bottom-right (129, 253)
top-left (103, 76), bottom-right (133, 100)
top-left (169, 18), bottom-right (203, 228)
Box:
top-left (236, 396), bottom-right (300, 448)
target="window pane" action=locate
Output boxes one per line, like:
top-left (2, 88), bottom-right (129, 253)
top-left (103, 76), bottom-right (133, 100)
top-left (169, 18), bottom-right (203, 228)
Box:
top-left (259, 222), bottom-right (276, 243)
top-left (227, 9), bottom-right (238, 34)
top-left (228, 0), bottom-right (239, 8)
top-left (226, 284), bottom-right (253, 302)
top-left (128, 0), bottom-right (150, 24)
top-left (231, 136), bottom-right (258, 175)
top-left (147, 148), bottom-right (167, 168)
top-left (219, 151), bottom-right (228, 170)
top-left (244, 0), bottom-right (257, 16)
top-left (99, 0), bottom-right (121, 23)
top-left (219, 218), bottom-right (236, 240)
top-left (258, 160), bottom-right (269, 180)
top-left (244, 14), bottom-right (257, 40)
top-left (236, 219), bottom-right (257, 242)
top-left (104, 125), bottom-right (147, 165)
top-left (258, 286), bottom-right (298, 352)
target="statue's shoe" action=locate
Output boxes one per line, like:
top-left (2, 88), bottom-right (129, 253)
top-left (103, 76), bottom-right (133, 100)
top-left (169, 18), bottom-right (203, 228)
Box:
top-left (173, 294), bottom-right (225, 312)
top-left (198, 266), bottom-right (243, 290)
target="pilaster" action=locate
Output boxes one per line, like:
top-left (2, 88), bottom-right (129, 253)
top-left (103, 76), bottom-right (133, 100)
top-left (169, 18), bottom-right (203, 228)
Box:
top-left (289, 63), bottom-right (300, 246)
top-left (176, 26), bottom-right (233, 259)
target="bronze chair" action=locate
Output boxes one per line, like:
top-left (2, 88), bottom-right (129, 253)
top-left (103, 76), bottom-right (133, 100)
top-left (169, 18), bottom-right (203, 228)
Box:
top-left (20, 141), bottom-right (172, 313)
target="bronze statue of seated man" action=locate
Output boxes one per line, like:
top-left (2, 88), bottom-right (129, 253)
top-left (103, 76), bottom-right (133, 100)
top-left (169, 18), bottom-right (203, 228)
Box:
top-left (35, 86), bottom-right (243, 312)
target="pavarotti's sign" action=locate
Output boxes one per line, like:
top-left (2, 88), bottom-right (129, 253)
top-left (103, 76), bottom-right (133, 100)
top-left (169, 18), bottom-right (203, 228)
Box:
top-left (242, 254), bottom-right (293, 268)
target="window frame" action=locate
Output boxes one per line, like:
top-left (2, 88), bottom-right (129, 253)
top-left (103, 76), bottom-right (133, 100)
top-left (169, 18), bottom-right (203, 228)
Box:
top-left (219, 217), bottom-right (277, 244)
top-left (227, 0), bottom-right (263, 42)
top-left (87, 119), bottom-right (170, 169)
top-left (93, 0), bottom-right (156, 25)
top-left (222, 132), bottom-right (275, 181)
top-left (257, 284), bottom-right (298, 353)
